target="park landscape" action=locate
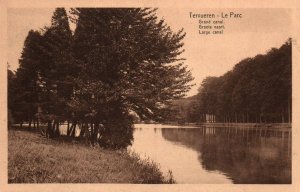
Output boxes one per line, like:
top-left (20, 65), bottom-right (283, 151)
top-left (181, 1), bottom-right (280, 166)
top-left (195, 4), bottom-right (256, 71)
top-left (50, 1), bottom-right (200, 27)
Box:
top-left (7, 8), bottom-right (291, 184)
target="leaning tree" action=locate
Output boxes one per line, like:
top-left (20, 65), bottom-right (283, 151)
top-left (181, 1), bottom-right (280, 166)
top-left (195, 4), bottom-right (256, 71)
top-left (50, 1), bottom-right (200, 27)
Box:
top-left (70, 8), bottom-right (194, 148)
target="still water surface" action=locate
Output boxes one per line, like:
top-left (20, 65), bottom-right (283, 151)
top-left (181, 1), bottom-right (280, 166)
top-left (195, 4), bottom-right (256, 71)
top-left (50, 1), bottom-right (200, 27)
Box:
top-left (129, 124), bottom-right (291, 184)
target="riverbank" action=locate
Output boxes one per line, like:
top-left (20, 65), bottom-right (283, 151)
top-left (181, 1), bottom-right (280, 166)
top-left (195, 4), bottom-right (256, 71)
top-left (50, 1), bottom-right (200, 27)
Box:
top-left (147, 122), bottom-right (291, 129)
top-left (8, 129), bottom-right (173, 183)
top-left (197, 122), bottom-right (291, 129)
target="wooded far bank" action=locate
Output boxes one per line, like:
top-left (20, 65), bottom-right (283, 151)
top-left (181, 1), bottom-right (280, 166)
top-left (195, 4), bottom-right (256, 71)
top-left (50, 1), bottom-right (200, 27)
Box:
top-left (164, 39), bottom-right (292, 125)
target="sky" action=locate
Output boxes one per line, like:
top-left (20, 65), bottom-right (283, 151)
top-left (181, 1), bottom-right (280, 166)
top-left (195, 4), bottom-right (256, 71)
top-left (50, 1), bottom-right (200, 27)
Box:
top-left (8, 8), bottom-right (291, 96)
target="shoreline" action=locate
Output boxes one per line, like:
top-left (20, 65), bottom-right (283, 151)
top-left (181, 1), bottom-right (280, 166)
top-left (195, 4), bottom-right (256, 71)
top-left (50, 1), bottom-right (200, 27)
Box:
top-left (8, 129), bottom-right (174, 184)
top-left (135, 122), bottom-right (292, 129)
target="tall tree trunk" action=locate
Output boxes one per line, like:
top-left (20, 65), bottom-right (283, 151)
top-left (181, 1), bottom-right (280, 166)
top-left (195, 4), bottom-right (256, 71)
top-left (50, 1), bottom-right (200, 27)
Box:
top-left (287, 100), bottom-right (291, 124)
top-left (260, 113), bottom-right (262, 123)
top-left (94, 123), bottom-right (99, 143)
top-left (47, 121), bottom-right (52, 138)
top-left (79, 123), bottom-right (85, 138)
top-left (91, 123), bottom-right (98, 145)
top-left (235, 113), bottom-right (237, 123)
top-left (52, 120), bottom-right (56, 135)
top-left (55, 121), bottom-right (60, 137)
top-left (85, 122), bottom-right (90, 139)
top-left (281, 108), bottom-right (285, 123)
top-left (37, 118), bottom-right (39, 129)
top-left (70, 121), bottom-right (77, 138)
top-left (241, 114), bottom-right (243, 123)
top-left (67, 121), bottom-right (70, 135)
top-left (91, 123), bottom-right (94, 136)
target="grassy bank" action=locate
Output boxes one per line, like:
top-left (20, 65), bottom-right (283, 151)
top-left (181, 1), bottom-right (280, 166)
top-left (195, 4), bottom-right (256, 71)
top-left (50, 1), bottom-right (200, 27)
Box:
top-left (8, 129), bottom-right (173, 183)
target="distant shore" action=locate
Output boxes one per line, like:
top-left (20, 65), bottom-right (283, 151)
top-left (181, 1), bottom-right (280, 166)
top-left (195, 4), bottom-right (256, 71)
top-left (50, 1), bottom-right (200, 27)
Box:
top-left (196, 122), bottom-right (291, 129)
top-left (135, 122), bottom-right (291, 129)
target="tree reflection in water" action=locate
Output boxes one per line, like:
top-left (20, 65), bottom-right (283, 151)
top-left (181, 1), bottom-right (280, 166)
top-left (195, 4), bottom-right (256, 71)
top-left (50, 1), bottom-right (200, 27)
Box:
top-left (161, 127), bottom-right (291, 184)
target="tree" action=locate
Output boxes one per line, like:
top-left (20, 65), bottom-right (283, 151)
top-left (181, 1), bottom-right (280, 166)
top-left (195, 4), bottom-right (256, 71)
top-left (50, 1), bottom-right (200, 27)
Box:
top-left (8, 69), bottom-right (17, 127)
top-left (14, 30), bottom-right (45, 128)
top-left (10, 8), bottom-right (193, 148)
top-left (188, 39), bottom-right (291, 124)
top-left (38, 8), bottom-right (73, 137)
top-left (70, 8), bottom-right (194, 147)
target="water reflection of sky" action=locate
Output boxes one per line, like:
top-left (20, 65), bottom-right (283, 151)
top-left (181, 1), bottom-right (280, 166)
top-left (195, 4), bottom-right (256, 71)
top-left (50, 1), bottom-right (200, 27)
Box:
top-left (129, 127), bottom-right (231, 183)
top-left (129, 124), bottom-right (291, 184)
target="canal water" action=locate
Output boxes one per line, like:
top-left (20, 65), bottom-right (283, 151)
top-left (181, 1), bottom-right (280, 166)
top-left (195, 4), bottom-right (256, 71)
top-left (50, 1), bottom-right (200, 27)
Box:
top-left (129, 124), bottom-right (291, 184)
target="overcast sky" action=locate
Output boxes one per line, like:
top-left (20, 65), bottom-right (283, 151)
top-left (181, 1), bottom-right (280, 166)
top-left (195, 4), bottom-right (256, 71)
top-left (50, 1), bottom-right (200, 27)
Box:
top-left (8, 8), bottom-right (291, 96)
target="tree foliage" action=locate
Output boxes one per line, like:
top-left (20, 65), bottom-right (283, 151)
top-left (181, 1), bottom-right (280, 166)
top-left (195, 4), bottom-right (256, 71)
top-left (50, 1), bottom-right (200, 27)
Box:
top-left (185, 39), bottom-right (292, 123)
top-left (8, 8), bottom-right (193, 148)
top-left (9, 30), bottom-right (44, 127)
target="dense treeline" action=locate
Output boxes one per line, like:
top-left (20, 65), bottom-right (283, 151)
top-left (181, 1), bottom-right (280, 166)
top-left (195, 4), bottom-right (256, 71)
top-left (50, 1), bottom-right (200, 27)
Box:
top-left (8, 8), bottom-right (193, 148)
top-left (165, 40), bottom-right (292, 124)
top-left (160, 95), bottom-right (197, 124)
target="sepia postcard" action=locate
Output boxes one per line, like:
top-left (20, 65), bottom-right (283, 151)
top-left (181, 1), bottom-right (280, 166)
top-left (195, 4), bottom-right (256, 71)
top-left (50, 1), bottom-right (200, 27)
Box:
top-left (1, 0), bottom-right (300, 192)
